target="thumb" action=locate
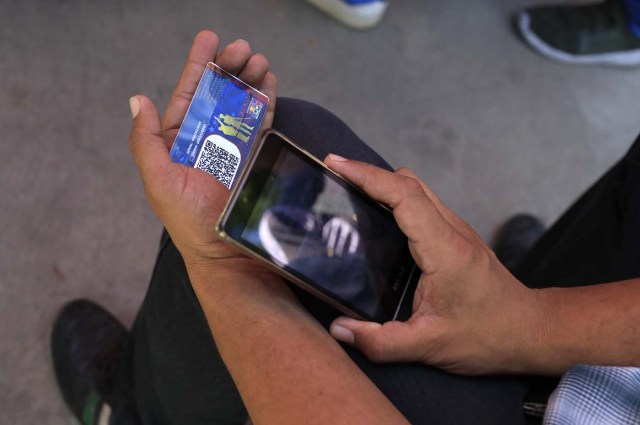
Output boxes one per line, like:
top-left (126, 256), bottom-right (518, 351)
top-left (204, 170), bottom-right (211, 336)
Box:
top-left (330, 316), bottom-right (423, 363)
top-left (128, 95), bottom-right (171, 180)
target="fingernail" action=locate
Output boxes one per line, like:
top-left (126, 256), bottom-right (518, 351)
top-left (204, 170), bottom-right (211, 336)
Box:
top-left (328, 153), bottom-right (348, 162)
top-left (330, 323), bottom-right (354, 344)
top-left (129, 96), bottom-right (140, 119)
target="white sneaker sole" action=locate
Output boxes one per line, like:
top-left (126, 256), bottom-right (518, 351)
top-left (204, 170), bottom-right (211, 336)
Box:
top-left (517, 11), bottom-right (640, 66)
top-left (305, 0), bottom-right (388, 30)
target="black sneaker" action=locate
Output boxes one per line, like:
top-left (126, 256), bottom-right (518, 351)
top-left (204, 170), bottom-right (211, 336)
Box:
top-left (51, 300), bottom-right (128, 425)
top-left (494, 214), bottom-right (545, 273)
top-left (516, 0), bottom-right (640, 66)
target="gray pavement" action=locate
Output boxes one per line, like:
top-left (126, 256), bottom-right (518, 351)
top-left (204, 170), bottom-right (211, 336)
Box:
top-left (1, 0), bottom-right (639, 423)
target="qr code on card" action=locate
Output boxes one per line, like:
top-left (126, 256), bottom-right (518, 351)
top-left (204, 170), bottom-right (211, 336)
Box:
top-left (194, 136), bottom-right (241, 189)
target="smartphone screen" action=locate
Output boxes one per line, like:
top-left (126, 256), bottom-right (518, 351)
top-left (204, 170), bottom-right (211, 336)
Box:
top-left (219, 131), bottom-right (417, 322)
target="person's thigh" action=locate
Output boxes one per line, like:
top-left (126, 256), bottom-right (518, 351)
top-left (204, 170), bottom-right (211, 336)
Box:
top-left (276, 98), bottom-right (529, 425)
top-left (513, 134), bottom-right (640, 412)
top-left (515, 133), bottom-right (640, 288)
top-left (111, 98), bottom-right (529, 425)
top-left (110, 230), bottom-right (248, 425)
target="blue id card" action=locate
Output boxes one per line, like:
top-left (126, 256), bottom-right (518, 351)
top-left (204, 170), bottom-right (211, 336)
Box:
top-left (169, 62), bottom-right (269, 188)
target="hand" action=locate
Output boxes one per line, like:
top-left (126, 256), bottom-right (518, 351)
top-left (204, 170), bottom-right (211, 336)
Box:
top-left (126, 36), bottom-right (411, 424)
top-left (128, 31), bottom-right (277, 270)
top-left (324, 155), bottom-right (543, 375)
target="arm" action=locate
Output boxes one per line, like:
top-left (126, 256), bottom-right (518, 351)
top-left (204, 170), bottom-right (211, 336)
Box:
top-left (187, 260), bottom-right (408, 424)
top-left (531, 279), bottom-right (640, 374)
top-left (323, 155), bottom-right (640, 376)
top-left (128, 31), bottom-right (408, 424)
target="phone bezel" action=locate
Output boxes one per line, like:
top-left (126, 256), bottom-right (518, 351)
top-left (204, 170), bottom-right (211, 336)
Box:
top-left (216, 129), bottom-right (418, 322)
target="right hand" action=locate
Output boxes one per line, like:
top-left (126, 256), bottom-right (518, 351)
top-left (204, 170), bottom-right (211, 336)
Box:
top-left (324, 154), bottom-right (544, 375)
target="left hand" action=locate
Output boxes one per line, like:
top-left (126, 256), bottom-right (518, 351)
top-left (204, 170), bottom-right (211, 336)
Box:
top-left (128, 31), bottom-right (277, 270)
top-left (126, 36), bottom-right (410, 425)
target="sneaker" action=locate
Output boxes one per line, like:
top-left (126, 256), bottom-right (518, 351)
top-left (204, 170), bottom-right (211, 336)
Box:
top-left (51, 300), bottom-right (128, 425)
top-left (516, 0), bottom-right (640, 66)
top-left (305, 0), bottom-right (388, 30)
top-left (259, 207), bottom-right (326, 264)
top-left (493, 214), bottom-right (545, 273)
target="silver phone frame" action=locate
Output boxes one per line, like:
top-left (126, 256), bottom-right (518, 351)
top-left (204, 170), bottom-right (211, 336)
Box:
top-left (216, 129), bottom-right (417, 322)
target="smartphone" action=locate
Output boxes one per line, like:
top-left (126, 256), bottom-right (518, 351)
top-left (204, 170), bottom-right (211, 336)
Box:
top-left (216, 130), bottom-right (419, 322)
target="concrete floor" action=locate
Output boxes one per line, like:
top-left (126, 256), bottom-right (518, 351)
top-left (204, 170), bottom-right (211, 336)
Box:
top-left (1, 0), bottom-right (639, 422)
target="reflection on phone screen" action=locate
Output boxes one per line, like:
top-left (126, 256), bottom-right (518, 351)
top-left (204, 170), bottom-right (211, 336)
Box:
top-left (240, 146), bottom-right (407, 319)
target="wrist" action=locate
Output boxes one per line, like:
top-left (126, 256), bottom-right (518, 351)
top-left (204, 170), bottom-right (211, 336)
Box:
top-left (506, 286), bottom-right (569, 375)
top-left (522, 287), bottom-right (592, 375)
top-left (185, 256), bottom-right (279, 286)
top-left (487, 285), bottom-right (552, 375)
top-left (184, 254), bottom-right (306, 329)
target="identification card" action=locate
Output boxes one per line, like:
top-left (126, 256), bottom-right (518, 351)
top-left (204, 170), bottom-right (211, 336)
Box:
top-left (169, 62), bottom-right (269, 188)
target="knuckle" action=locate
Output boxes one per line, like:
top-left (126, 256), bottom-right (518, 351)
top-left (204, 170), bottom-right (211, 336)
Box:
top-left (399, 174), bottom-right (423, 195)
top-left (395, 166), bottom-right (417, 178)
top-left (444, 229), bottom-right (472, 259)
top-left (358, 164), bottom-right (378, 188)
top-left (361, 336), bottom-right (390, 363)
top-left (253, 53), bottom-right (269, 67)
top-left (447, 230), bottom-right (490, 269)
top-left (196, 30), bottom-right (218, 46)
top-left (128, 130), bottom-right (143, 155)
top-left (234, 38), bottom-right (251, 51)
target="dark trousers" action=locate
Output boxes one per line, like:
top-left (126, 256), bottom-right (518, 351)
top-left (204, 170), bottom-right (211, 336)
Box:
top-left (110, 98), bottom-right (640, 425)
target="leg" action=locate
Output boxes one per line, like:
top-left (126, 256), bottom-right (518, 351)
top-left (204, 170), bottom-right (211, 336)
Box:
top-left (110, 98), bottom-right (529, 425)
top-left (512, 134), bottom-right (640, 409)
top-left (273, 99), bottom-right (529, 425)
top-left (515, 134), bottom-right (640, 288)
top-left (109, 230), bottom-right (247, 425)
top-left (271, 97), bottom-right (392, 169)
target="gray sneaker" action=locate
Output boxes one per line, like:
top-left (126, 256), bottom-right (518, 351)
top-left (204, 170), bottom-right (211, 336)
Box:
top-left (516, 0), bottom-right (640, 66)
